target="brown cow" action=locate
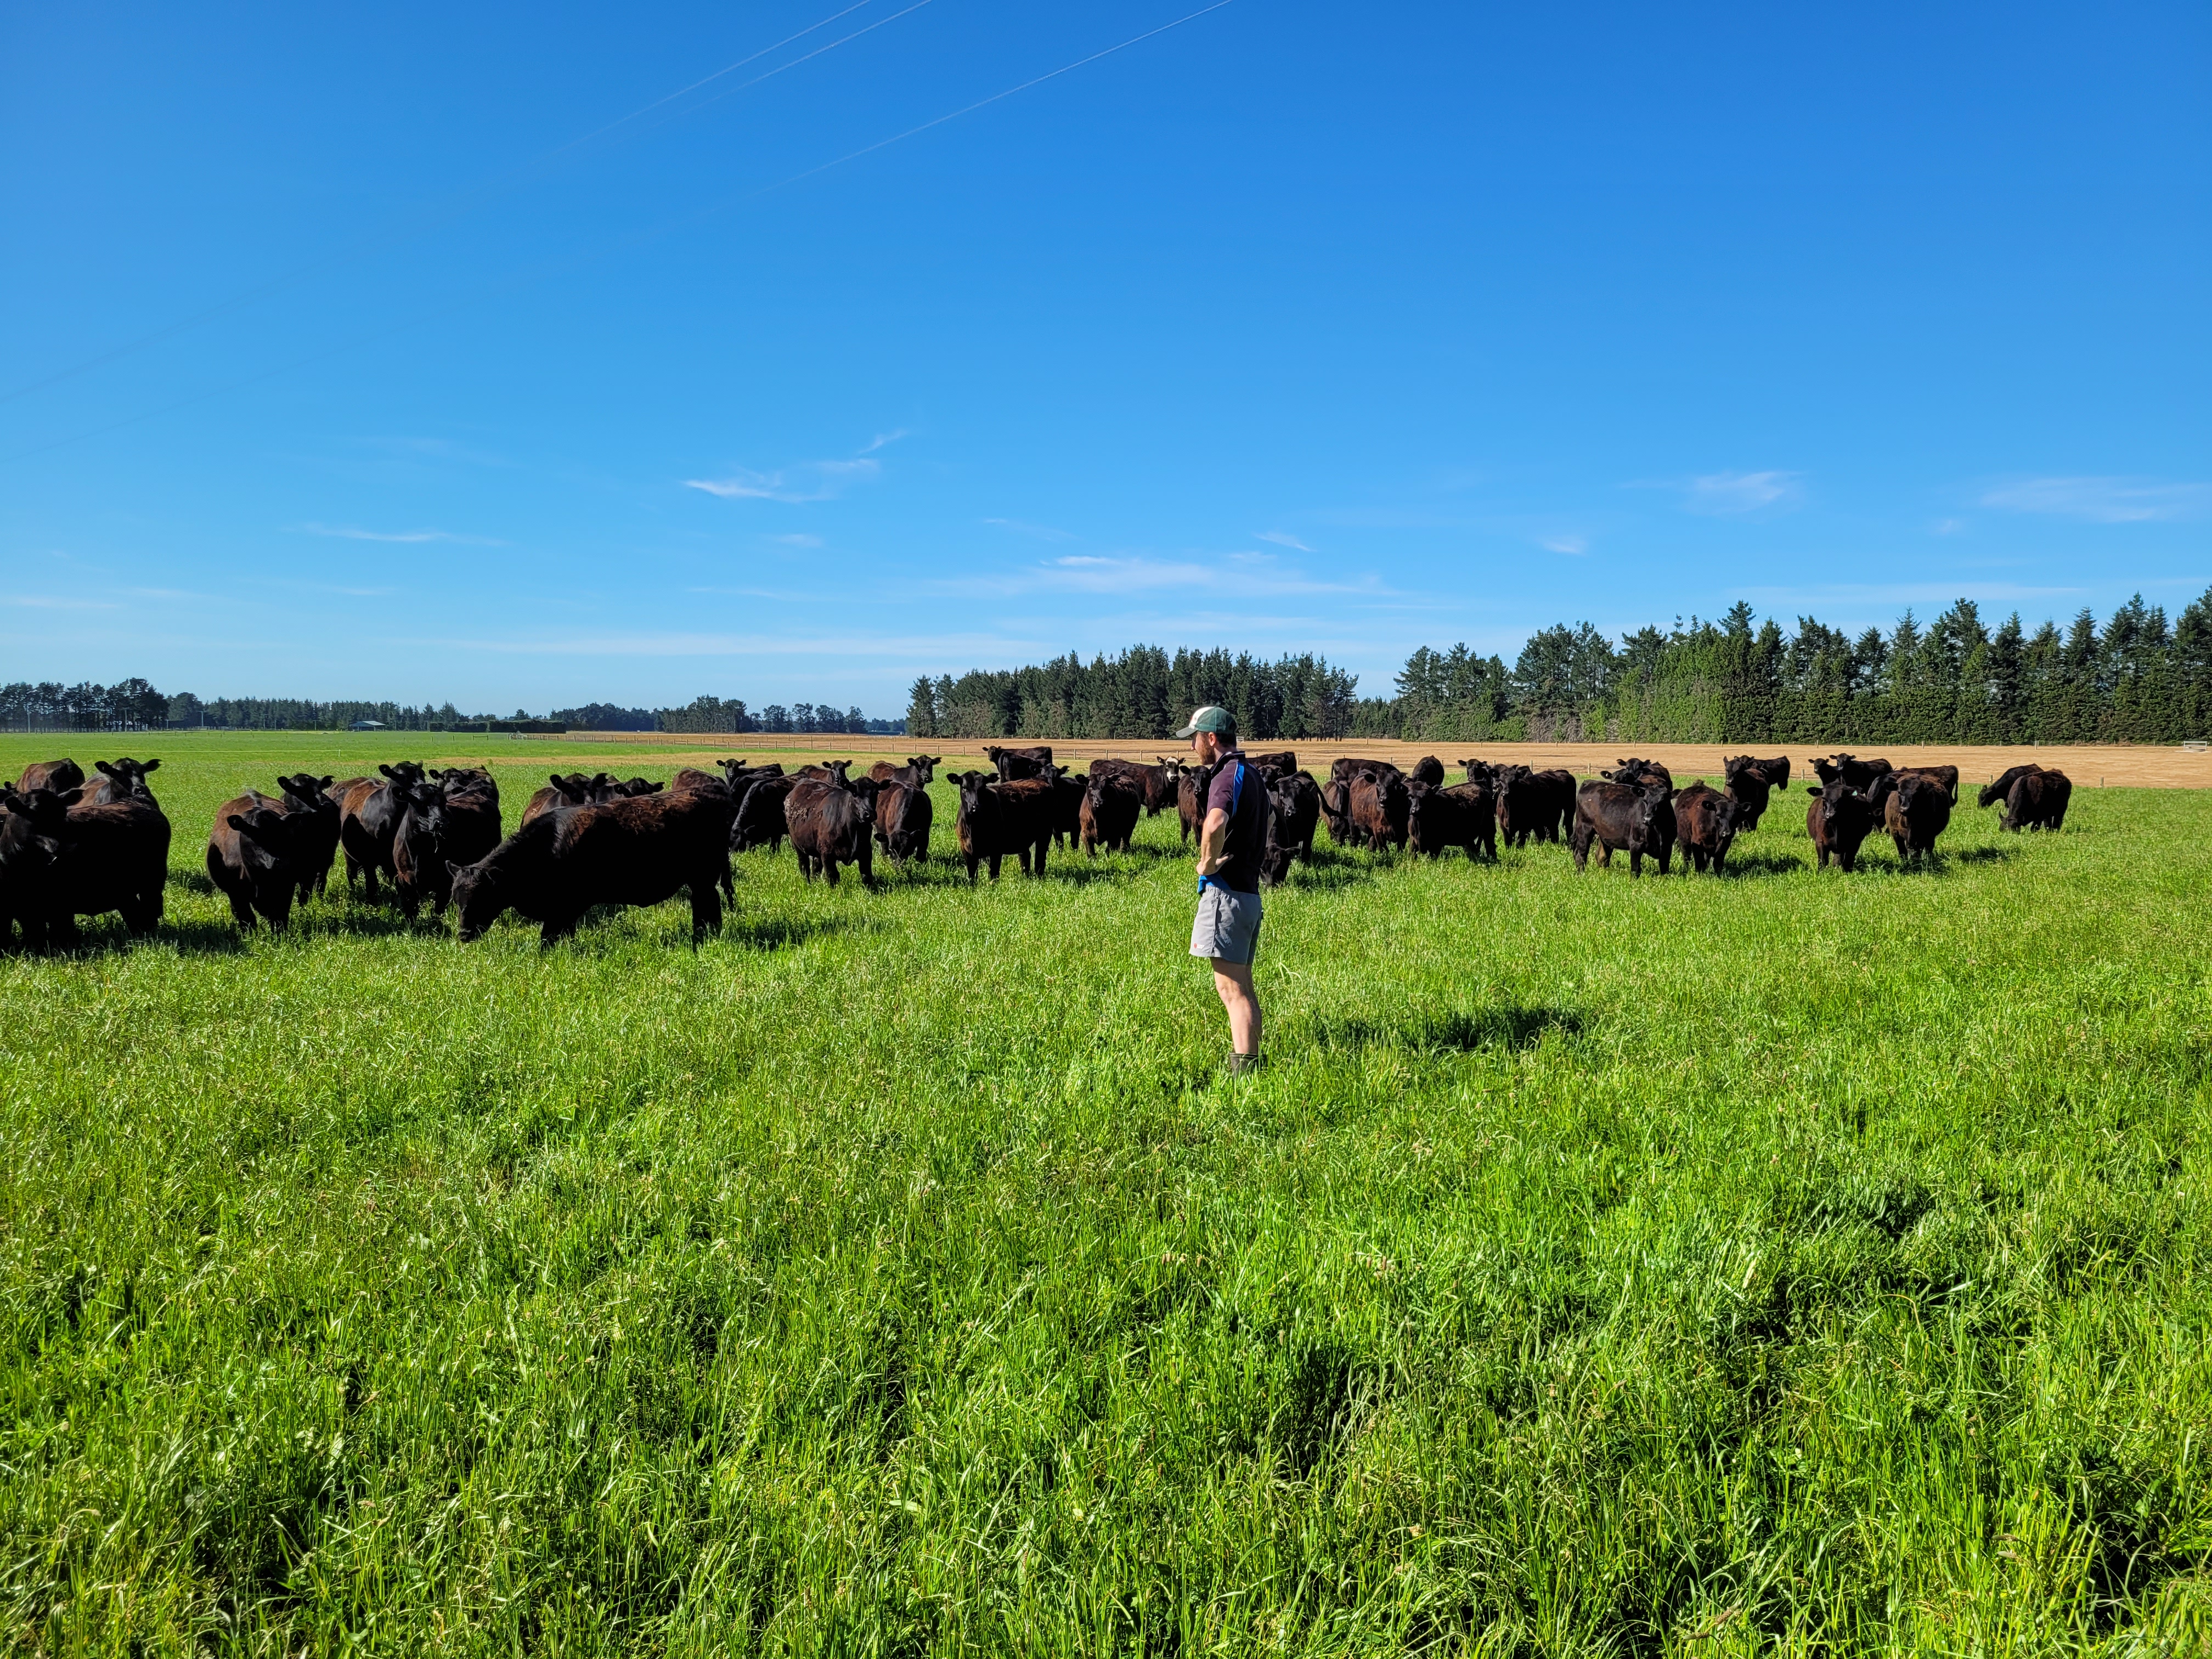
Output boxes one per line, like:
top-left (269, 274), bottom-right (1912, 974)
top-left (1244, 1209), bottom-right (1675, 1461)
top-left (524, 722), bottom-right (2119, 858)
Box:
top-left (449, 787), bottom-right (737, 946)
top-left (1872, 764), bottom-right (1960, 808)
top-left (13, 760), bottom-right (83, 795)
top-left (1328, 757), bottom-right (1404, 785)
top-left (1805, 780), bottom-right (1877, 871)
top-left (786, 774), bottom-right (879, 885)
top-left (1570, 781), bottom-right (1674, 876)
top-left (1079, 769), bottom-right (1144, 856)
top-left (948, 770), bottom-right (1057, 881)
top-left (208, 791), bottom-right (326, 929)
top-left (1348, 769), bottom-right (1409, 853)
top-left (984, 744), bottom-right (1054, 781)
top-left (1671, 781), bottom-right (1739, 874)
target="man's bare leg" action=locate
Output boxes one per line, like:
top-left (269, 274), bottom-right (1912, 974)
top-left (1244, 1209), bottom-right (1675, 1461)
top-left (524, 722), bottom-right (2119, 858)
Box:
top-left (1212, 957), bottom-right (1262, 1059)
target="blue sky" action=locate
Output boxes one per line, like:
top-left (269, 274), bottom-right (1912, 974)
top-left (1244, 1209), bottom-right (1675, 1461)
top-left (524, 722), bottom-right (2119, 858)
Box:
top-left (3, 1), bottom-right (2207, 714)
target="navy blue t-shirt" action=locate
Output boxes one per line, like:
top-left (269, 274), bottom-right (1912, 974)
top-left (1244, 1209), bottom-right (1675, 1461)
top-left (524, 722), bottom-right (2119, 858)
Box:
top-left (1202, 751), bottom-right (1268, 894)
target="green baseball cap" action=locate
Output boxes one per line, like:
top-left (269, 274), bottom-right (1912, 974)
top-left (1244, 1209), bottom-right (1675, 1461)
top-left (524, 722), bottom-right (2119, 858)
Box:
top-left (1172, 705), bottom-right (1235, 738)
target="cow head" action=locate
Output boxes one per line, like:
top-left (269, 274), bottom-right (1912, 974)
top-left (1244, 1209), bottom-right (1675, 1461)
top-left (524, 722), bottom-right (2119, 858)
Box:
top-left (278, 773), bottom-right (335, 808)
top-left (377, 761), bottom-right (427, 789)
top-left (715, 758), bottom-right (748, 780)
top-left (848, 775), bottom-right (881, 826)
top-left (228, 804), bottom-right (315, 863)
top-left (1807, 780), bottom-right (1869, 831)
top-left (616, 777), bottom-right (664, 797)
top-left (2, 786), bottom-right (74, 844)
top-left (447, 854), bottom-right (511, 941)
top-left (95, 757), bottom-right (162, 802)
top-left (1626, 785), bottom-right (1674, 851)
top-left (402, 781), bottom-right (450, 837)
top-left (905, 755), bottom-right (943, 785)
top-left (948, 771), bottom-right (995, 821)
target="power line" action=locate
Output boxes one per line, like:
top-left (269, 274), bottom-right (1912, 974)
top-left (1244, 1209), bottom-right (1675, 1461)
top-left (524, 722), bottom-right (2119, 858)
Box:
top-left (0, 0), bottom-right (934, 407)
top-left (0, 1), bottom-right (1241, 467)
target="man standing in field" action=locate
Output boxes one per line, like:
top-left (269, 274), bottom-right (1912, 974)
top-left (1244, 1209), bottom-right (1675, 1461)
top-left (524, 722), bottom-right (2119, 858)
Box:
top-left (1175, 705), bottom-right (1266, 1074)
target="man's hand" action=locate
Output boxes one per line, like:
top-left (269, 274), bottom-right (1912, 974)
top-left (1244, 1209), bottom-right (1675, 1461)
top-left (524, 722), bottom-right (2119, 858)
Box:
top-left (1196, 806), bottom-right (1229, 877)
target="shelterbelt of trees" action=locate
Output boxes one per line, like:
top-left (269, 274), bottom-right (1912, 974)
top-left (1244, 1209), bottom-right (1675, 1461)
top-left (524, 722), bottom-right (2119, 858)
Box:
top-left (909, 593), bottom-right (2212, 746)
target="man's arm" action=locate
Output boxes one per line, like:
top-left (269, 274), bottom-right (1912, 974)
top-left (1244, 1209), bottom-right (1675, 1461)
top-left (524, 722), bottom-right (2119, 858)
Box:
top-left (1197, 806), bottom-right (1229, 876)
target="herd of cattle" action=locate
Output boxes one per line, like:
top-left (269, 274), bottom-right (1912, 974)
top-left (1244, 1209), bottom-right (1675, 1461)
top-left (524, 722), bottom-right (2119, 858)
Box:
top-left (0, 746), bottom-right (2077, 947)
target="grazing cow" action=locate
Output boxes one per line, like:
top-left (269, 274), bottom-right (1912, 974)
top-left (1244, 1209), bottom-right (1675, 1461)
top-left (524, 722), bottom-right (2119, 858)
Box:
top-left (76, 757), bottom-right (162, 806)
top-left (1409, 754), bottom-right (1446, 787)
top-left (1246, 750), bottom-right (1297, 777)
top-left (873, 771), bottom-right (935, 865)
top-left (207, 792), bottom-right (326, 929)
top-left (1882, 770), bottom-right (1951, 865)
top-left (867, 754), bottom-right (943, 787)
top-left (786, 775), bottom-right (879, 885)
top-left (273, 774), bottom-right (341, 902)
top-left (46, 794), bottom-right (171, 941)
top-left (1090, 757), bottom-right (1179, 816)
top-left (2001, 766), bottom-right (2072, 832)
top-left (947, 770), bottom-right (1057, 881)
top-left (1602, 757), bottom-right (1673, 792)
top-left (1570, 781), bottom-right (1674, 877)
top-left (1805, 781), bottom-right (1876, 871)
top-left (1348, 769), bottom-right (1410, 854)
top-left (1810, 754), bottom-right (1893, 792)
top-left (1671, 782), bottom-right (1739, 874)
top-left (0, 788), bottom-right (75, 947)
top-left (984, 744), bottom-right (1054, 781)
top-left (1721, 755), bottom-right (1788, 831)
top-left (1407, 777), bottom-right (1496, 861)
top-left (449, 787), bottom-right (737, 946)
top-left (1496, 765), bottom-right (1576, 848)
top-left (13, 760), bottom-right (83, 795)
top-left (1079, 769), bottom-right (1145, 856)
top-left (1258, 769), bottom-right (1322, 884)
top-left (731, 774), bottom-right (803, 854)
top-left (334, 763), bottom-right (426, 900)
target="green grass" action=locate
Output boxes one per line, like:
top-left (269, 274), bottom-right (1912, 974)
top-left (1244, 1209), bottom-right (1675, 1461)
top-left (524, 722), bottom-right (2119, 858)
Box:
top-left (3, 733), bottom-right (2210, 1655)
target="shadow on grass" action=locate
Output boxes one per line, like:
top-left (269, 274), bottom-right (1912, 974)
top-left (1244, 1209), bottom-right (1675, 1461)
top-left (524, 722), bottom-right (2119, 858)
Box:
top-left (169, 868), bottom-right (219, 896)
top-left (1308, 1003), bottom-right (1585, 1055)
top-left (1708, 849), bottom-right (1808, 878)
top-left (9, 917), bottom-right (250, 958)
top-left (719, 912), bottom-right (876, 952)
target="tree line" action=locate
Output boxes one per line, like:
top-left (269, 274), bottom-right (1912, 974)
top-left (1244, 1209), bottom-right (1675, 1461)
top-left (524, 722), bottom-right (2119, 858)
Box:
top-left (1372, 592), bottom-right (2212, 744)
top-left (904, 648), bottom-right (1361, 741)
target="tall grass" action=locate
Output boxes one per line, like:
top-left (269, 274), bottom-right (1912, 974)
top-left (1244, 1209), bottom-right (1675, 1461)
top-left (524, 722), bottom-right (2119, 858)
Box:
top-left (2, 736), bottom-right (2208, 1654)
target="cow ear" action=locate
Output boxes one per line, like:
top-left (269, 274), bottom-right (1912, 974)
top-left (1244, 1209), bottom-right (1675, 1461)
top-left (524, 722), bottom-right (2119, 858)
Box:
top-left (57, 787), bottom-right (83, 806)
top-left (446, 860), bottom-right (465, 880)
top-left (1805, 786), bottom-right (1820, 794)
top-left (95, 760), bottom-right (117, 778)
top-left (227, 814), bottom-right (252, 833)
top-left (317, 775), bottom-right (334, 789)
top-left (2, 795), bottom-right (26, 817)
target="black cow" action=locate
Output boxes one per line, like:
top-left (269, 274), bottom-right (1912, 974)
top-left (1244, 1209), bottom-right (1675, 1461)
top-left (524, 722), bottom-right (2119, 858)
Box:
top-left (1981, 764), bottom-right (2072, 832)
top-left (0, 787), bottom-right (75, 947)
top-left (1870, 765), bottom-right (1960, 809)
top-left (335, 763), bottom-right (426, 900)
top-left (731, 774), bottom-right (802, 854)
top-left (1258, 769), bottom-right (1321, 883)
top-left (391, 781), bottom-right (460, 920)
top-left (1570, 781), bottom-right (1674, 876)
top-left (1328, 757), bottom-right (1404, 785)
top-left (867, 754), bottom-right (943, 787)
top-left (1805, 781), bottom-right (1876, 871)
top-left (521, 772), bottom-right (603, 827)
top-left (76, 757), bottom-right (162, 806)
top-left (449, 787), bottom-right (737, 946)
top-left (1047, 766), bottom-right (1085, 850)
top-left (1882, 770), bottom-right (1951, 865)
top-left (1091, 757), bottom-right (1178, 816)
top-left (1496, 765), bottom-right (1575, 847)
top-left (1721, 755), bottom-right (1787, 831)
top-left (46, 794), bottom-right (171, 941)
top-left (1407, 778), bottom-right (1496, 861)
top-left (273, 774), bottom-right (341, 903)
top-left (1409, 754), bottom-right (1446, 787)
top-left (1671, 781), bottom-right (1739, 874)
top-left (1079, 769), bottom-right (1144, 856)
top-left (873, 775), bottom-right (934, 865)
top-left (1810, 754), bottom-right (1893, 792)
top-left (984, 744), bottom-right (1054, 781)
top-left (207, 792), bottom-right (324, 929)
top-left (1602, 757), bottom-right (1672, 791)
top-left (1246, 750), bottom-right (1297, 776)
top-left (948, 770), bottom-right (1057, 881)
top-left (1454, 758), bottom-right (1500, 791)
top-left (787, 775), bottom-right (879, 885)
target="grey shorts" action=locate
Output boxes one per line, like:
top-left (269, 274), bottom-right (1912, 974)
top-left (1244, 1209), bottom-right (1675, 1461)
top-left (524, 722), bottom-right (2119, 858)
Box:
top-left (1191, 884), bottom-right (1263, 966)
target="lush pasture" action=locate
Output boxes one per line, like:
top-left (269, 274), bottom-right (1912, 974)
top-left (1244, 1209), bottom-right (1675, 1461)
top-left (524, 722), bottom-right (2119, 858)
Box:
top-left (3, 735), bottom-right (2209, 1655)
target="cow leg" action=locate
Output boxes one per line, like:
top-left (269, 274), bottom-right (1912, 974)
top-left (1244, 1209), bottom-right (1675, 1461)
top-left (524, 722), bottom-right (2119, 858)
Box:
top-left (690, 883), bottom-right (722, 942)
top-left (823, 858), bottom-right (840, 887)
top-left (989, 854), bottom-right (1003, 881)
top-left (964, 854), bottom-right (979, 884)
top-left (228, 890), bottom-right (257, 929)
top-left (1031, 839), bottom-right (1048, 877)
top-left (857, 843), bottom-right (874, 887)
top-left (1629, 849), bottom-right (1642, 877)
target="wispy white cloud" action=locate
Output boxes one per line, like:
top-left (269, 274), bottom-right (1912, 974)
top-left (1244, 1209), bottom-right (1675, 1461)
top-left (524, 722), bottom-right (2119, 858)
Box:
top-left (984, 517), bottom-right (1077, 543)
top-left (766, 533), bottom-right (823, 548)
top-left (1677, 470), bottom-right (1803, 516)
top-left (3, 594), bottom-right (117, 610)
top-left (944, 552), bottom-right (1386, 600)
top-left (1539, 534), bottom-right (1588, 555)
top-left (421, 628), bottom-right (1037, 660)
top-left (289, 522), bottom-right (506, 545)
top-left (1256, 531), bottom-right (1313, 552)
top-left (687, 435), bottom-right (902, 504)
top-left (1933, 518), bottom-right (1966, 535)
top-left (1979, 476), bottom-right (2208, 523)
